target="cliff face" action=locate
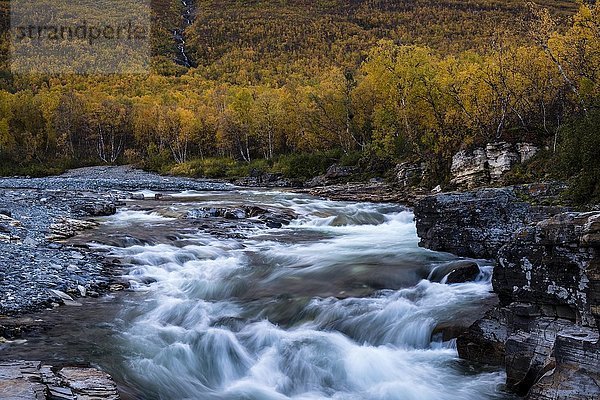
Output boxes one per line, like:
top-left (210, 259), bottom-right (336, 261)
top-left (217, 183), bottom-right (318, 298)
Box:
top-left (450, 142), bottom-right (538, 189)
top-left (414, 187), bottom-right (600, 399)
top-left (495, 212), bottom-right (600, 328)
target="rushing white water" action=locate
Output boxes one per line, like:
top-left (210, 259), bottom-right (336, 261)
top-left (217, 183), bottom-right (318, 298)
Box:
top-left (99, 191), bottom-right (509, 400)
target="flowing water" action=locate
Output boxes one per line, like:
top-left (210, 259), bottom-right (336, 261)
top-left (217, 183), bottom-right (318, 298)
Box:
top-left (2, 189), bottom-right (512, 400)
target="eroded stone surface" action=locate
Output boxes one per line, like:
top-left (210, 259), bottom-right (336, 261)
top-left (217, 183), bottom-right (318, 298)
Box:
top-left (0, 361), bottom-right (119, 400)
top-left (450, 142), bottom-right (538, 189)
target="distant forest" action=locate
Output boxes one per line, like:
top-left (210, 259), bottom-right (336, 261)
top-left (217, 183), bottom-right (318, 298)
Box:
top-left (0, 0), bottom-right (598, 201)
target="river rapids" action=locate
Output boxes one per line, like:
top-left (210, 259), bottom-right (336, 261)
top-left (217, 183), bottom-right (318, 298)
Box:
top-left (5, 189), bottom-right (513, 399)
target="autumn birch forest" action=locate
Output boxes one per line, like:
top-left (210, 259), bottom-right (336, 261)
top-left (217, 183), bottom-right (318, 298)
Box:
top-left (0, 0), bottom-right (599, 199)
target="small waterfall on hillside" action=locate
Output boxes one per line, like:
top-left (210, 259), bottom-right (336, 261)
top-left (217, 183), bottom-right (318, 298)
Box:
top-left (174, 0), bottom-right (194, 67)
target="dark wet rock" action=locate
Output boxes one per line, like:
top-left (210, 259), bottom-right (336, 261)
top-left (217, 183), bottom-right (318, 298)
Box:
top-left (458, 306), bottom-right (600, 399)
top-left (429, 260), bottom-right (480, 283)
top-left (154, 193), bottom-right (174, 201)
top-left (495, 212), bottom-right (600, 328)
top-left (187, 207), bottom-right (244, 220)
top-left (457, 307), bottom-right (510, 366)
top-left (445, 262), bottom-right (481, 284)
top-left (224, 208), bottom-right (246, 220)
top-left (416, 182), bottom-right (600, 399)
top-left (0, 317), bottom-right (49, 340)
top-left (264, 220), bottom-right (283, 229)
top-left (431, 294), bottom-right (499, 343)
top-left (414, 183), bottom-right (566, 259)
top-left (186, 205), bottom-right (297, 228)
top-left (450, 210), bottom-right (600, 399)
top-left (187, 207), bottom-right (220, 218)
top-left (256, 210), bottom-right (296, 228)
top-left (491, 211), bottom-right (599, 398)
top-left (0, 360), bottom-right (120, 399)
top-left (71, 201), bottom-right (117, 217)
top-left (527, 328), bottom-right (600, 400)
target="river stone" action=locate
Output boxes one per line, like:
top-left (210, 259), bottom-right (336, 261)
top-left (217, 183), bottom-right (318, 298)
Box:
top-left (224, 208), bottom-right (246, 220)
top-left (72, 201), bottom-right (117, 217)
top-left (445, 262), bottom-right (480, 284)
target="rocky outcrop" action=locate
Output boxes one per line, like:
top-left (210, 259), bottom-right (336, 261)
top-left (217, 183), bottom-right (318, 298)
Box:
top-left (495, 212), bottom-right (600, 328)
top-left (415, 186), bottom-right (599, 399)
top-left (305, 164), bottom-right (358, 188)
top-left (0, 360), bottom-right (119, 399)
top-left (527, 328), bottom-right (599, 400)
top-left (395, 162), bottom-right (427, 188)
top-left (305, 181), bottom-right (427, 205)
top-left (414, 183), bottom-right (565, 259)
top-left (451, 142), bottom-right (539, 189)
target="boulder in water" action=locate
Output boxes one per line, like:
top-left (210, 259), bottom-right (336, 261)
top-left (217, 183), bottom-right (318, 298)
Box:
top-left (429, 260), bottom-right (481, 283)
top-left (224, 208), bottom-right (246, 220)
top-left (445, 262), bottom-right (480, 284)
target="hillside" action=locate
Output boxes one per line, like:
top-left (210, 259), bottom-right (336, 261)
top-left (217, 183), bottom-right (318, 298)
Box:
top-left (1, 0), bottom-right (599, 203)
top-left (186, 0), bottom-right (577, 83)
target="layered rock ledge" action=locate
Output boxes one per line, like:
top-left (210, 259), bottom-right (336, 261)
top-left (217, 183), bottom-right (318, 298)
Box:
top-left (0, 360), bottom-right (119, 400)
top-left (414, 185), bottom-right (600, 399)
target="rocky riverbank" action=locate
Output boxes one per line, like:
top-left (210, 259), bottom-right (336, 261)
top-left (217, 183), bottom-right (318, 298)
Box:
top-left (0, 166), bottom-right (233, 399)
top-left (0, 166), bottom-right (230, 316)
top-left (413, 183), bottom-right (600, 399)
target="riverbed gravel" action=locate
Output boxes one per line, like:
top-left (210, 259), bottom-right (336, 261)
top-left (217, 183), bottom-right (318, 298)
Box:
top-left (0, 166), bottom-right (231, 315)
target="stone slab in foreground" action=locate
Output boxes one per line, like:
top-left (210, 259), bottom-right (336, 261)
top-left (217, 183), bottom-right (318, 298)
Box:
top-left (0, 361), bottom-right (119, 400)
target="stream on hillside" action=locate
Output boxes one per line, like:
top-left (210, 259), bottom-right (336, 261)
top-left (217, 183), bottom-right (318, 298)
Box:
top-left (0, 189), bottom-right (514, 400)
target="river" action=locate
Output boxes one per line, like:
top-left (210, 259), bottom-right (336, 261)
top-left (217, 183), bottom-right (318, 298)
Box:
top-left (1, 188), bottom-right (512, 399)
